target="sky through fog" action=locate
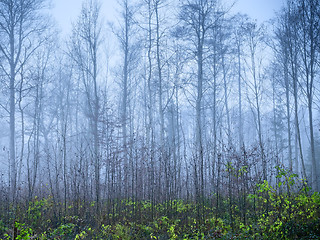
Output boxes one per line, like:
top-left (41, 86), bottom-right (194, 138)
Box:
top-left (51, 0), bottom-right (284, 36)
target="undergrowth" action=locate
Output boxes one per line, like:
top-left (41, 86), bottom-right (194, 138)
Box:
top-left (0, 167), bottom-right (319, 239)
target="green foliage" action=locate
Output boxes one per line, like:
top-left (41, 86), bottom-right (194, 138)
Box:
top-left (15, 222), bottom-right (33, 240)
top-left (3, 222), bottom-right (34, 240)
top-left (25, 195), bottom-right (54, 231)
top-left (245, 166), bottom-right (320, 239)
top-left (74, 230), bottom-right (88, 240)
top-left (0, 173), bottom-right (319, 240)
top-left (0, 220), bottom-right (8, 236)
top-left (50, 223), bottom-right (76, 238)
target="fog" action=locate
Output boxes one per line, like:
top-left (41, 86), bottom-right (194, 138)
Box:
top-left (0, 0), bottom-right (319, 238)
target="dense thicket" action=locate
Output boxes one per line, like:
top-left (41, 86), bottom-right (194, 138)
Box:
top-left (0, 0), bottom-right (319, 239)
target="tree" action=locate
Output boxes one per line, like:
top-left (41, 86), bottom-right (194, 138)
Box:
top-left (0, 0), bottom-right (49, 204)
top-left (298, 0), bottom-right (320, 191)
top-left (233, 14), bottom-right (249, 149)
top-left (273, 10), bottom-right (294, 170)
top-left (113, 0), bottom-right (141, 200)
top-left (243, 21), bottom-right (267, 180)
top-left (69, 0), bottom-right (103, 212)
top-left (177, 0), bottom-right (223, 215)
top-left (284, 0), bottom-right (307, 179)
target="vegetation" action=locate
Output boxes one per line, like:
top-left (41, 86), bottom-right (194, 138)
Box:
top-left (1, 0), bottom-right (320, 239)
top-left (1, 167), bottom-right (319, 239)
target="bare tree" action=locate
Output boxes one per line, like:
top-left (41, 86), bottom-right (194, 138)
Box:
top-left (285, 0), bottom-right (307, 178)
top-left (298, 0), bottom-right (320, 190)
top-left (273, 10), bottom-right (294, 170)
top-left (113, 0), bottom-right (141, 200)
top-left (243, 21), bottom-right (267, 180)
top-left (69, 0), bottom-right (103, 212)
top-left (177, 0), bottom-right (223, 217)
top-left (233, 14), bottom-right (248, 149)
top-left (289, 0), bottom-right (320, 191)
top-left (0, 0), bottom-right (49, 204)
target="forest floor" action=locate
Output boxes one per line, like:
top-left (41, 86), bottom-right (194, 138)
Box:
top-left (1, 176), bottom-right (320, 239)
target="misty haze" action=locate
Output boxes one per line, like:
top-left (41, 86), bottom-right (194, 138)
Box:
top-left (0, 0), bottom-right (319, 239)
